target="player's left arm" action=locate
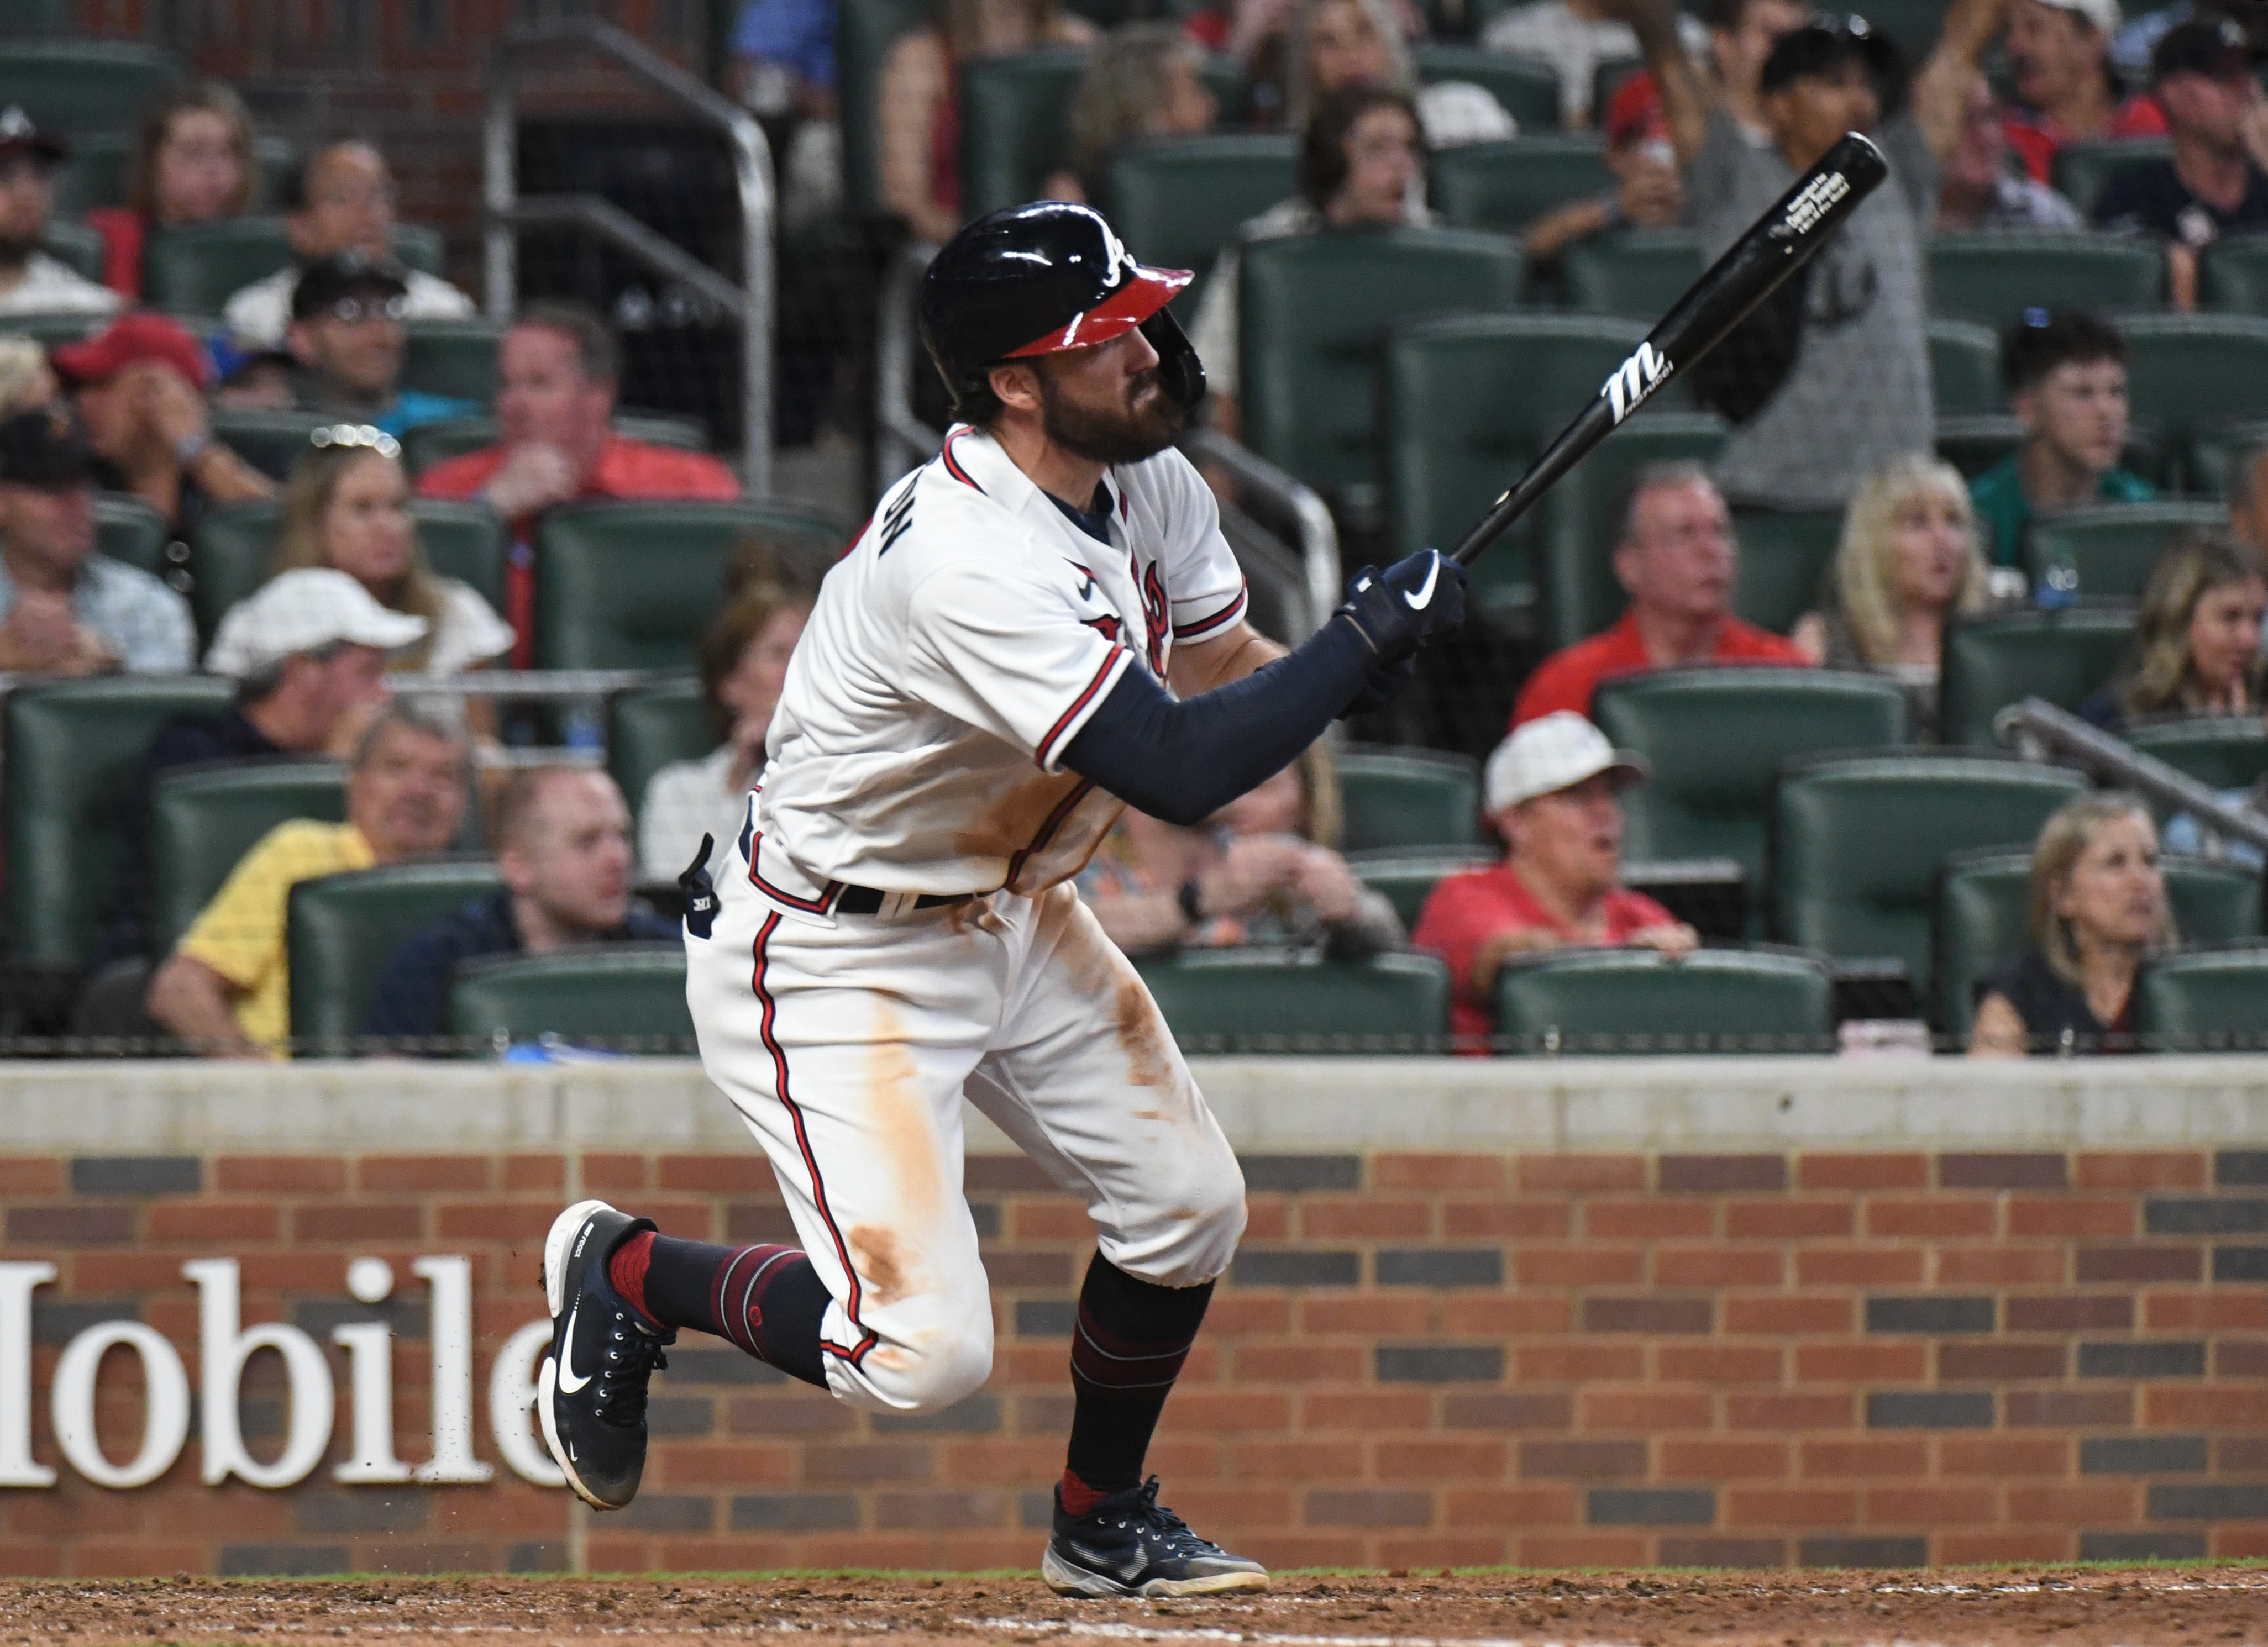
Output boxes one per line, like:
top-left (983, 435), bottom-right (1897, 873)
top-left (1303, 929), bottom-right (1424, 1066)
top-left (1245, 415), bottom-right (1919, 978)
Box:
top-left (1167, 620), bottom-right (1284, 699)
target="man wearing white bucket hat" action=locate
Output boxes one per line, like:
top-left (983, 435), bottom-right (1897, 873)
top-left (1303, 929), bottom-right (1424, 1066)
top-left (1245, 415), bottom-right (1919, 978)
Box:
top-left (1414, 711), bottom-right (1698, 1045)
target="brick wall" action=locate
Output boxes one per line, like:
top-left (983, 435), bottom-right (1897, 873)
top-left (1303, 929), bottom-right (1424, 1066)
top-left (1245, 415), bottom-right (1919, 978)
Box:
top-left (3, 1141), bottom-right (2265, 1575)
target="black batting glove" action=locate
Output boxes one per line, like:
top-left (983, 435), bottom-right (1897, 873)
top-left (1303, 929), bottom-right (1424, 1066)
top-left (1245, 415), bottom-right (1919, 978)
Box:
top-left (1339, 652), bottom-right (1415, 719)
top-left (1336, 549), bottom-right (1466, 665)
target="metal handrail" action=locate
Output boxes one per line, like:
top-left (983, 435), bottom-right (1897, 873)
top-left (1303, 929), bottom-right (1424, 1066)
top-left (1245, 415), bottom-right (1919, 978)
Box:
top-left (874, 239), bottom-right (943, 496)
top-left (389, 669), bottom-right (673, 699)
top-left (1180, 425), bottom-right (1341, 642)
top-left (484, 19), bottom-right (775, 494)
top-left (1996, 697), bottom-right (2268, 854)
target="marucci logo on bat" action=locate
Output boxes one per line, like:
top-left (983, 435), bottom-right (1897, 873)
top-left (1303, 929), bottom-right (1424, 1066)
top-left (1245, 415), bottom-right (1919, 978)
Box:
top-left (1781, 171), bottom-right (1851, 236)
top-left (1600, 341), bottom-right (1672, 424)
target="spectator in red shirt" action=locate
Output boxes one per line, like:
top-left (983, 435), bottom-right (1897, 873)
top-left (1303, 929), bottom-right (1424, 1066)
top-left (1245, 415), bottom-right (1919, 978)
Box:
top-left (86, 81), bottom-right (259, 301)
top-left (1414, 711), bottom-right (1697, 1044)
top-left (1510, 461), bottom-right (1808, 727)
top-left (416, 301), bottom-right (740, 666)
top-left (2001, 0), bottom-right (2165, 183)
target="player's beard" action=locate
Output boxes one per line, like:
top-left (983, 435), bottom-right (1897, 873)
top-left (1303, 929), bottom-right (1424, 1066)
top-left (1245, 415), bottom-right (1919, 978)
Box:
top-left (1037, 365), bottom-right (1185, 466)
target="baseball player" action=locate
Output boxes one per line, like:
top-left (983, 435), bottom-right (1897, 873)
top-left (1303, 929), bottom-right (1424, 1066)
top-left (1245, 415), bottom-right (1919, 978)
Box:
top-left (535, 202), bottom-right (1465, 1597)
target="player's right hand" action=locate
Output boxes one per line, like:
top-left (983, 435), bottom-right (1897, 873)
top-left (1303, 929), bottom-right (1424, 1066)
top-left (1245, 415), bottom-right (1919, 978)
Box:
top-left (1336, 549), bottom-right (1466, 665)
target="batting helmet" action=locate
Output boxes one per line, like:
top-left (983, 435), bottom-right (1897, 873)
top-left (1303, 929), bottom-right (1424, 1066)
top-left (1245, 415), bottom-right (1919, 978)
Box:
top-left (919, 201), bottom-right (1206, 418)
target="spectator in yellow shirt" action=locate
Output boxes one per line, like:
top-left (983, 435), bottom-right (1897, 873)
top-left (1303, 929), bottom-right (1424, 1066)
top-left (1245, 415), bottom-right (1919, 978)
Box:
top-left (144, 702), bottom-right (471, 1056)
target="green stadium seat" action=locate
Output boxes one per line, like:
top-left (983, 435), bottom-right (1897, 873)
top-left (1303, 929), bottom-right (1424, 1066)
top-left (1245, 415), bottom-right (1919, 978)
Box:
top-left (1938, 605), bottom-right (2137, 748)
top-left (1493, 946), bottom-right (1835, 1054)
top-left (451, 944), bottom-right (695, 1053)
top-left (2198, 234), bottom-right (2268, 313)
top-left (1936, 846), bottom-right (2261, 1039)
top-left (1772, 752), bottom-right (2088, 997)
top-left (401, 319), bottom-right (502, 404)
top-left (2135, 945), bottom-right (2268, 1051)
top-left (1382, 311), bottom-right (1647, 615)
top-left (41, 217), bottom-right (103, 282)
top-left (149, 760), bottom-right (349, 959)
top-left (2052, 138), bottom-right (2174, 216)
top-left (141, 218), bottom-right (295, 317)
top-left (3, 310), bottom-right (105, 349)
top-left (0, 0), bottom-right (74, 36)
top-left (1239, 228), bottom-right (1522, 494)
top-left (93, 492), bottom-right (169, 580)
top-left (534, 500), bottom-right (846, 671)
top-left (209, 407), bottom-right (332, 483)
top-left (958, 49), bottom-right (1089, 220)
top-left (1135, 948), bottom-right (1451, 1053)
top-left (409, 501), bottom-right (511, 612)
top-left (1591, 57), bottom-right (1641, 119)
top-left (2025, 501), bottom-right (2228, 601)
top-left (1411, 45), bottom-right (1562, 130)
top-left (392, 223), bottom-right (445, 278)
top-left (608, 676), bottom-right (716, 818)
top-left (1432, 136), bottom-right (1613, 234)
top-left (1925, 233), bottom-right (2162, 331)
top-left (397, 413), bottom-right (710, 479)
top-left (287, 858), bottom-right (506, 1051)
top-left (1337, 745), bottom-right (1483, 851)
top-left (1562, 230), bottom-right (1703, 319)
top-left (1730, 506), bottom-right (1843, 635)
top-left (2187, 418), bottom-right (2268, 500)
top-left (2126, 715), bottom-right (2268, 794)
top-left (1528, 412), bottom-right (1728, 649)
top-left (1929, 317), bottom-right (2004, 415)
top-left (1105, 135), bottom-right (1296, 297)
top-left (1346, 848), bottom-right (1497, 929)
top-left (841, 0), bottom-right (935, 218)
top-left (4, 675), bottom-right (233, 966)
top-left (1593, 667), bottom-right (1910, 896)
top-left (2116, 313), bottom-right (2268, 454)
top-left (1936, 414), bottom-right (2026, 480)
top-left (0, 40), bottom-right (181, 136)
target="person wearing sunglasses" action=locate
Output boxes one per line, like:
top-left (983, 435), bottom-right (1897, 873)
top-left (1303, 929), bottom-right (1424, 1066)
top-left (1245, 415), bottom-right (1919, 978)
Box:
top-left (282, 252), bottom-right (480, 438)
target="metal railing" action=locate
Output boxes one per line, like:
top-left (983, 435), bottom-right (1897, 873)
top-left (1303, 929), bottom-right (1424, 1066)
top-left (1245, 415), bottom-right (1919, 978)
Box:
top-left (1997, 697), bottom-right (2268, 855)
top-left (874, 240), bottom-right (943, 496)
top-left (483, 18), bottom-right (776, 493)
top-left (1180, 427), bottom-right (1341, 643)
top-left (392, 668), bottom-right (673, 769)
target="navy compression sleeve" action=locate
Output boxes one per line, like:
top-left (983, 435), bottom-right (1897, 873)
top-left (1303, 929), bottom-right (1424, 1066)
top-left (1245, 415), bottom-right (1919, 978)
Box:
top-left (1058, 616), bottom-right (1374, 825)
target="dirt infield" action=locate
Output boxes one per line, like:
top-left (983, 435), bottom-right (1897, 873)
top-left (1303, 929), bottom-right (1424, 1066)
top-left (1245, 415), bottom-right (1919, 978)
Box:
top-left (3, 1568), bottom-right (2265, 1646)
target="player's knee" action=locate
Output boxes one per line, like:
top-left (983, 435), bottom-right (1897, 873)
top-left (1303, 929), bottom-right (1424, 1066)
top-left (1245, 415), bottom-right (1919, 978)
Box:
top-left (1113, 1144), bottom-right (1248, 1288)
top-left (861, 1295), bottom-right (994, 1413)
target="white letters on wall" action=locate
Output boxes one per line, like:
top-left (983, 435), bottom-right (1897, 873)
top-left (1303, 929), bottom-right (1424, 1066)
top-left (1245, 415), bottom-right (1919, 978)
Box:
top-left (332, 1257), bottom-right (411, 1485)
top-left (487, 1319), bottom-right (565, 1488)
top-left (0, 1262), bottom-right (56, 1487)
top-left (183, 1259), bottom-right (335, 1489)
top-left (413, 1256), bottom-right (492, 1483)
top-left (50, 1323), bottom-right (191, 1489)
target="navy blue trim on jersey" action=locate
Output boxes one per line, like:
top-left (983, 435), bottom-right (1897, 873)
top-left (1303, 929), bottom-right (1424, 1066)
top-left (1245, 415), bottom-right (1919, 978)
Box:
top-left (1044, 486), bottom-right (1115, 546)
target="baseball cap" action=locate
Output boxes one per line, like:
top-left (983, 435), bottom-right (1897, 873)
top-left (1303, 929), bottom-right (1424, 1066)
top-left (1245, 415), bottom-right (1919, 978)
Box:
top-left (2153, 16), bottom-right (2250, 81)
top-left (1603, 73), bottom-right (1670, 149)
top-left (51, 312), bottom-right (212, 391)
top-left (2031, 0), bottom-right (2123, 36)
top-left (291, 250), bottom-right (411, 323)
top-left (0, 405), bottom-right (95, 487)
top-left (1484, 712), bottom-right (1650, 813)
top-left (204, 567), bottom-right (428, 680)
top-left (0, 105), bottom-right (66, 165)
top-left (1760, 21), bottom-right (1867, 94)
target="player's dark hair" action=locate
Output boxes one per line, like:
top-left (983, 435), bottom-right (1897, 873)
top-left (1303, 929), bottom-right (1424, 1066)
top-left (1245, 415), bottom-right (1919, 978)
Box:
top-left (515, 299), bottom-right (622, 388)
top-left (2001, 309), bottom-right (2126, 394)
top-left (1297, 85), bottom-right (1422, 209)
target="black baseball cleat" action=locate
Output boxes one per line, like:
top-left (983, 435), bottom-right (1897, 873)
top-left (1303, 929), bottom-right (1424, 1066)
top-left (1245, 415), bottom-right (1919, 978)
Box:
top-left (1042, 1477), bottom-right (1271, 1598)
top-left (538, 1198), bottom-right (674, 1511)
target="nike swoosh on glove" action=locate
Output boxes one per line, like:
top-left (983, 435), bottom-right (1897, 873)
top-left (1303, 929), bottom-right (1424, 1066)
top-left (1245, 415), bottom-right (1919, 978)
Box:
top-left (1337, 549), bottom-right (1467, 665)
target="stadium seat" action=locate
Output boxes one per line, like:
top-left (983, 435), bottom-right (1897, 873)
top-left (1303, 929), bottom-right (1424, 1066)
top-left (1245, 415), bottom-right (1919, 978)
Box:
top-left (1431, 135), bottom-right (1613, 234)
top-left (391, 223), bottom-right (445, 278)
top-left (2025, 501), bottom-right (2228, 601)
top-left (534, 500), bottom-right (846, 671)
top-left (148, 760), bottom-right (349, 959)
top-left (1562, 229), bottom-right (1703, 319)
top-left (1337, 745), bottom-right (1484, 851)
top-left (2116, 313), bottom-right (2268, 454)
top-left (1593, 667), bottom-right (1910, 896)
top-left (1772, 753), bottom-right (2088, 998)
top-left (4, 675), bottom-right (233, 966)
top-left (1105, 134), bottom-right (1297, 296)
top-left (1411, 45), bottom-right (1562, 130)
top-left (397, 413), bottom-right (708, 479)
top-left (2052, 138), bottom-right (2174, 216)
top-left (1730, 506), bottom-right (1843, 635)
top-left (1493, 946), bottom-right (1834, 1053)
top-left (287, 858), bottom-right (506, 1051)
top-left (141, 219), bottom-right (295, 317)
top-left (839, 0), bottom-right (936, 218)
top-left (2186, 418), bottom-right (2268, 499)
top-left (190, 499), bottom-right (511, 646)
top-left (1936, 846), bottom-right (2261, 1039)
top-left (1529, 412), bottom-right (1728, 649)
top-left (0, 0), bottom-right (72, 36)
top-left (0, 40), bottom-right (181, 136)
top-left (1929, 317), bottom-right (2004, 416)
top-left (3, 311), bottom-right (106, 349)
top-left (401, 319), bottom-right (502, 404)
top-left (1936, 414), bottom-right (2026, 480)
top-left (2126, 715), bottom-right (2268, 794)
top-left (93, 492), bottom-right (169, 580)
top-left (608, 676), bottom-right (716, 818)
top-left (1590, 57), bottom-right (1641, 118)
top-left (1938, 605), bottom-right (2138, 748)
top-left (209, 408), bottom-right (333, 484)
top-left (2198, 234), bottom-right (2268, 314)
top-left (1135, 948), bottom-right (1452, 1052)
top-left (1925, 233), bottom-right (2162, 331)
top-left (2135, 945), bottom-right (2268, 1051)
top-left (1346, 848), bottom-right (1497, 929)
top-left (958, 49), bottom-right (1090, 219)
top-left (408, 502), bottom-right (511, 612)
top-left (1238, 228), bottom-right (1523, 494)
top-left (41, 217), bottom-right (103, 283)
top-left (450, 944), bottom-right (695, 1053)
top-left (1382, 312), bottom-right (1647, 615)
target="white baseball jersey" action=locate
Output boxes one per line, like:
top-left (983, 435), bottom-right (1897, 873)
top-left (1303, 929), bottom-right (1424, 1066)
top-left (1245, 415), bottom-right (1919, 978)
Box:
top-left (753, 423), bottom-right (1248, 901)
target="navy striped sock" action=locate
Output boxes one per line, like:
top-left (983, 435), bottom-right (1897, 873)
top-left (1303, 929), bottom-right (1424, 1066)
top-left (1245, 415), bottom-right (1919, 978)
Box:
top-left (615, 1231), bottom-right (831, 1388)
top-left (1062, 1253), bottom-right (1212, 1512)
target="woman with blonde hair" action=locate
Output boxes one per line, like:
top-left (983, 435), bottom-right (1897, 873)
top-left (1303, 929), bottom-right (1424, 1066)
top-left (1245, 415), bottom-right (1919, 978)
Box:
top-left (1277, 0), bottom-right (1512, 147)
top-left (1793, 454), bottom-right (1991, 741)
top-left (2081, 528), bottom-right (2266, 732)
top-left (1970, 791), bottom-right (2175, 1057)
top-left (1043, 23), bottom-right (1220, 204)
top-left (86, 82), bottom-right (258, 300)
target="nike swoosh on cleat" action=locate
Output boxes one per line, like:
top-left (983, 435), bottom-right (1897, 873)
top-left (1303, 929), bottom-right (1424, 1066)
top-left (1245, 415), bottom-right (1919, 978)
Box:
top-left (556, 1304), bottom-right (592, 1393)
top-left (1402, 553), bottom-right (1440, 610)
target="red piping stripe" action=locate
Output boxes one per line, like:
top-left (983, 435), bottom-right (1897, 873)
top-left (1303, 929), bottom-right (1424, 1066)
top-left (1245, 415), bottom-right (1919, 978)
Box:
top-left (746, 830), bottom-right (842, 915)
top-left (1004, 778), bottom-right (1096, 891)
top-left (1172, 583), bottom-right (1249, 640)
top-left (940, 429), bottom-right (985, 492)
top-left (1037, 650), bottom-right (1127, 771)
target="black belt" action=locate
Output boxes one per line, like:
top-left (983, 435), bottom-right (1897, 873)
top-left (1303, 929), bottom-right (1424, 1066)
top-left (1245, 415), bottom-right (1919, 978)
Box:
top-left (833, 884), bottom-right (975, 915)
